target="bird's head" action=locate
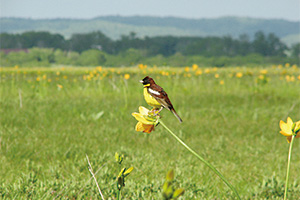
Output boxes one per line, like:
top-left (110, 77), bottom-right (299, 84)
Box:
top-left (140, 76), bottom-right (155, 87)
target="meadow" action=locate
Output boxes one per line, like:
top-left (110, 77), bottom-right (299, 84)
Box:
top-left (0, 64), bottom-right (300, 199)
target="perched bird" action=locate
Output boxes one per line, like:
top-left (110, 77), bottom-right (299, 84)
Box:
top-left (140, 76), bottom-right (182, 123)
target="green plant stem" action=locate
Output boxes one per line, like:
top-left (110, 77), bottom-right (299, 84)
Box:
top-left (284, 135), bottom-right (295, 200)
top-left (117, 189), bottom-right (121, 200)
top-left (159, 119), bottom-right (241, 200)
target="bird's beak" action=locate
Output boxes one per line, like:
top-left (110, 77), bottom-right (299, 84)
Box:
top-left (139, 80), bottom-right (143, 83)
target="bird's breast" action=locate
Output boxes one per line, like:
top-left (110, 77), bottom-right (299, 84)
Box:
top-left (143, 87), bottom-right (161, 108)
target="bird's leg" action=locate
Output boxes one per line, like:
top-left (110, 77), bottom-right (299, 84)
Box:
top-left (153, 106), bottom-right (163, 116)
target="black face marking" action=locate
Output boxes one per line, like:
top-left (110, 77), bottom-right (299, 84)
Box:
top-left (141, 76), bottom-right (150, 85)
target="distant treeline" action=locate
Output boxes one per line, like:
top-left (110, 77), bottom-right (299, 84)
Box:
top-left (1, 30), bottom-right (299, 56)
top-left (0, 31), bottom-right (299, 67)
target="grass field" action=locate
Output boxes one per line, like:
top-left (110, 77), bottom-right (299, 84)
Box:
top-left (0, 64), bottom-right (300, 199)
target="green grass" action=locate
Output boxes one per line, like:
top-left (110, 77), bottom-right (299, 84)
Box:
top-left (0, 66), bottom-right (300, 199)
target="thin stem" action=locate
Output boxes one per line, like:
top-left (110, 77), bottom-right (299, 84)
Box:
top-left (86, 155), bottom-right (105, 200)
top-left (284, 135), bottom-right (295, 200)
top-left (159, 119), bottom-right (241, 200)
top-left (117, 189), bottom-right (121, 200)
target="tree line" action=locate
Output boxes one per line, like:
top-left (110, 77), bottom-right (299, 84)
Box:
top-left (1, 31), bottom-right (299, 57)
top-left (0, 31), bottom-right (299, 67)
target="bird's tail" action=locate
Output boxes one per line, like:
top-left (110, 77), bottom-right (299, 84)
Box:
top-left (171, 108), bottom-right (183, 123)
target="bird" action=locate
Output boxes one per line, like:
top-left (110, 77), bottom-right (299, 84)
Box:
top-left (140, 76), bottom-right (182, 123)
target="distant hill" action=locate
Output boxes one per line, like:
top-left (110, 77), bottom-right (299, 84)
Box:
top-left (1, 16), bottom-right (299, 45)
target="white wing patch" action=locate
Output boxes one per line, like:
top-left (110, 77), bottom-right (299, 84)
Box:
top-left (148, 88), bottom-right (160, 96)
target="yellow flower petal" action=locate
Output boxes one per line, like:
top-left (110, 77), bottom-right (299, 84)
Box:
top-left (132, 112), bottom-right (154, 125)
top-left (135, 121), bottom-right (154, 133)
top-left (280, 130), bottom-right (292, 137)
top-left (287, 117), bottom-right (293, 126)
top-left (135, 121), bottom-right (145, 132)
top-left (279, 120), bottom-right (293, 136)
top-left (139, 106), bottom-right (150, 116)
top-left (143, 124), bottom-right (155, 133)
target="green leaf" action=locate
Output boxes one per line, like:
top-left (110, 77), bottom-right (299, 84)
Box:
top-left (166, 169), bottom-right (174, 182)
top-left (173, 188), bottom-right (185, 199)
top-left (115, 152), bottom-right (119, 163)
top-left (123, 167), bottom-right (134, 177)
top-left (118, 168), bottom-right (126, 178)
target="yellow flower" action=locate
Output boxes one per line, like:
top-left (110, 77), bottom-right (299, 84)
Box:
top-left (292, 64), bottom-right (297, 69)
top-left (57, 84), bottom-right (63, 89)
top-left (132, 106), bottom-right (159, 133)
top-left (260, 69), bottom-right (268, 75)
top-left (124, 74), bottom-right (130, 80)
top-left (192, 64), bottom-right (198, 71)
top-left (258, 75), bottom-right (264, 80)
top-left (138, 64), bottom-right (147, 70)
top-left (215, 74), bottom-right (219, 79)
top-left (195, 69), bottom-right (202, 75)
top-left (279, 117), bottom-right (300, 143)
top-left (219, 80), bottom-right (224, 85)
top-left (236, 72), bottom-right (243, 78)
top-left (96, 66), bottom-right (103, 72)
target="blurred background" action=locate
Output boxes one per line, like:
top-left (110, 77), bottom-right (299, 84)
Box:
top-left (1, 0), bottom-right (300, 67)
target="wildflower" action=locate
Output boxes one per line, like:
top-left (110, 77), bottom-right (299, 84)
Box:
top-left (292, 64), bottom-right (297, 69)
top-left (184, 67), bottom-right (190, 72)
top-left (36, 77), bottom-right (41, 82)
top-left (138, 64), bottom-right (147, 70)
top-left (132, 106), bottom-right (159, 133)
top-left (236, 72), bottom-right (243, 78)
top-left (57, 84), bottom-right (63, 90)
top-left (117, 167), bottom-right (134, 190)
top-left (260, 69), bottom-right (268, 75)
top-left (162, 169), bottom-right (185, 200)
top-left (124, 74), bottom-right (130, 80)
top-left (115, 152), bottom-right (124, 164)
top-left (220, 80), bottom-right (224, 85)
top-left (96, 66), bottom-right (102, 72)
top-left (285, 75), bottom-right (295, 82)
top-left (192, 64), bottom-right (198, 71)
top-left (279, 117), bottom-right (300, 143)
top-left (195, 69), bottom-right (202, 75)
top-left (215, 74), bottom-right (219, 79)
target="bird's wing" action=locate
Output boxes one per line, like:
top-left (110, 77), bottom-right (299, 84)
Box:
top-left (147, 86), bottom-right (173, 110)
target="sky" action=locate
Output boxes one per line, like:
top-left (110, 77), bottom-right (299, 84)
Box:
top-left (1, 0), bottom-right (300, 21)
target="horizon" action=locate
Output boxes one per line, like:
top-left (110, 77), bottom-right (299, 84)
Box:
top-left (1, 14), bottom-right (299, 22)
top-left (2, 0), bottom-right (300, 22)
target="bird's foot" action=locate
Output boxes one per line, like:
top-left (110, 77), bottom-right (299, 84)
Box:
top-left (152, 107), bottom-right (163, 116)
